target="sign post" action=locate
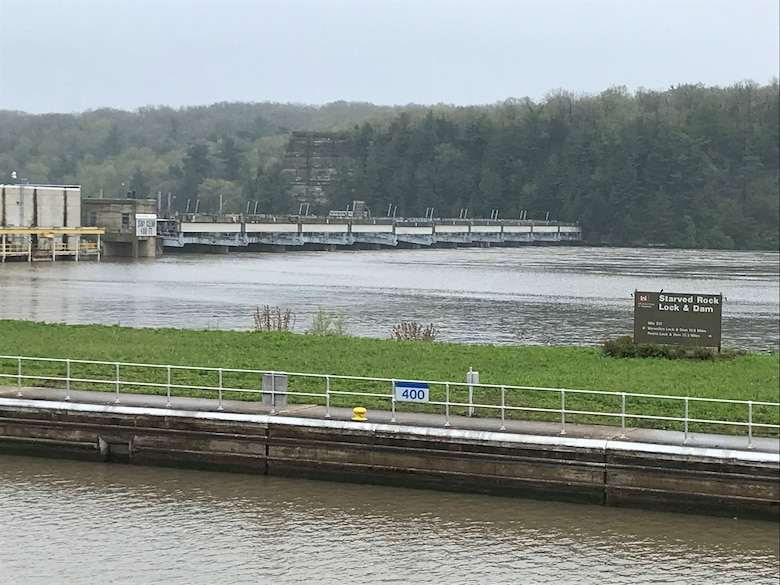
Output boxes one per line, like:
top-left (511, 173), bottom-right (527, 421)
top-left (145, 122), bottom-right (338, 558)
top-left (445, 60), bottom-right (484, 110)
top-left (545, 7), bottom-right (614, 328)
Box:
top-left (633, 291), bottom-right (722, 349)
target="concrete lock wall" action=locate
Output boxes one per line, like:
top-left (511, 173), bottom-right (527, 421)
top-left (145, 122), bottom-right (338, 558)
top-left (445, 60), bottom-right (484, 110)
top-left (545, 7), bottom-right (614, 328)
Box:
top-left (0, 400), bottom-right (776, 521)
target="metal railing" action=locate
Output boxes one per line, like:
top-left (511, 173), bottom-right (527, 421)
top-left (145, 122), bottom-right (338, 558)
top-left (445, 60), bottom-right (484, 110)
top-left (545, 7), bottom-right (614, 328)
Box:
top-left (0, 355), bottom-right (777, 448)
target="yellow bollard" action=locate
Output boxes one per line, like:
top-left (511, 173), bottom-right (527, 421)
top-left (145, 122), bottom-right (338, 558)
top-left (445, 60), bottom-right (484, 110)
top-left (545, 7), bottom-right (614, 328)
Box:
top-left (352, 407), bottom-right (367, 422)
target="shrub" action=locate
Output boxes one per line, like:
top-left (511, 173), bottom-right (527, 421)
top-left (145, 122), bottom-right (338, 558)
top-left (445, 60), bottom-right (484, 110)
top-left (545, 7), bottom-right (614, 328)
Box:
top-left (253, 306), bottom-right (294, 331)
top-left (603, 336), bottom-right (639, 357)
top-left (602, 336), bottom-right (744, 360)
top-left (307, 308), bottom-right (348, 336)
top-left (390, 322), bottom-right (437, 342)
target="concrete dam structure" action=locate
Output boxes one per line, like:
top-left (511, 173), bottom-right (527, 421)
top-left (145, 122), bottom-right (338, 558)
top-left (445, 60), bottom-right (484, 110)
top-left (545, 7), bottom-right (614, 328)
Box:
top-left (160, 215), bottom-right (582, 252)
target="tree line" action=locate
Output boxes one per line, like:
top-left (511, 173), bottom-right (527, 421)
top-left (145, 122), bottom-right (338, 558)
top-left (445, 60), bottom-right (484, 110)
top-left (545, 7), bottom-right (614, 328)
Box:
top-left (0, 101), bottom-right (404, 214)
top-left (0, 81), bottom-right (777, 249)
top-left (327, 82), bottom-right (778, 250)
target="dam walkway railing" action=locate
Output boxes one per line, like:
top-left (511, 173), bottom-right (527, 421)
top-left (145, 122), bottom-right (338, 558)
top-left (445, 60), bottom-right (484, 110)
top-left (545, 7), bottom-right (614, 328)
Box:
top-left (161, 215), bottom-right (582, 249)
top-left (1, 355), bottom-right (777, 448)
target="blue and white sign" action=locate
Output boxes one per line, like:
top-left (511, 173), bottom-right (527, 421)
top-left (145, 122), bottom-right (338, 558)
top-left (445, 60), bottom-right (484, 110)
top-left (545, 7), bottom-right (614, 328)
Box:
top-left (394, 381), bottom-right (429, 403)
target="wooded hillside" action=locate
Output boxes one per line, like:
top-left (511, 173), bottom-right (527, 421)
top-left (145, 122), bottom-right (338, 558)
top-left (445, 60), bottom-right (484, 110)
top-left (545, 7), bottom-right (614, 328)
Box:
top-left (1, 82), bottom-right (777, 249)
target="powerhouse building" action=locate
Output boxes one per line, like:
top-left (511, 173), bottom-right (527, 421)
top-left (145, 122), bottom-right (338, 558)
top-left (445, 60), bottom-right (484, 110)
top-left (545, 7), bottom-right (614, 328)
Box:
top-left (0, 184), bottom-right (103, 262)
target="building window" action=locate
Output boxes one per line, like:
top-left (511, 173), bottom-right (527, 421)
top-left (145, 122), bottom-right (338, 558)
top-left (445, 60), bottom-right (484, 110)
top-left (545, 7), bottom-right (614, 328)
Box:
top-left (121, 213), bottom-right (130, 229)
top-left (88, 212), bottom-right (97, 227)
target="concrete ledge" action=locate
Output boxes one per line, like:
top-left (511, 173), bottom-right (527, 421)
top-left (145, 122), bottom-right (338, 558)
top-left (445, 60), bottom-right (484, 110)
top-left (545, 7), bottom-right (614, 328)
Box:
top-left (0, 397), bottom-right (777, 520)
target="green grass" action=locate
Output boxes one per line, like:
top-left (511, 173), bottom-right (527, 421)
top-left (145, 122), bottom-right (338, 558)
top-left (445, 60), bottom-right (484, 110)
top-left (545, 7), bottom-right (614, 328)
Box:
top-left (1, 320), bottom-right (778, 436)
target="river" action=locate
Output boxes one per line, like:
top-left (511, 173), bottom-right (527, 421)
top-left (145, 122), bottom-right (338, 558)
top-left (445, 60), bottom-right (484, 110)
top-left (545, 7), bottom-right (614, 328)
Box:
top-left (0, 454), bottom-right (777, 584)
top-left (0, 246), bottom-right (778, 351)
top-left (1, 247), bottom-right (779, 583)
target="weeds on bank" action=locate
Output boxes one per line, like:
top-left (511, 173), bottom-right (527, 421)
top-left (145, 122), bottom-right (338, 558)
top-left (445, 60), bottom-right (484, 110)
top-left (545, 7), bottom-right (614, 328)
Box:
top-left (253, 306), bottom-right (294, 332)
top-left (391, 322), bottom-right (438, 342)
top-left (308, 308), bottom-right (348, 336)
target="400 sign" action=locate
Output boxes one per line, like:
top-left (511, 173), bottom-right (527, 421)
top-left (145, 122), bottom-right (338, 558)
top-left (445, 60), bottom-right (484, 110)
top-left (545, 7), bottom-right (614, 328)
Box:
top-left (394, 381), bottom-right (430, 403)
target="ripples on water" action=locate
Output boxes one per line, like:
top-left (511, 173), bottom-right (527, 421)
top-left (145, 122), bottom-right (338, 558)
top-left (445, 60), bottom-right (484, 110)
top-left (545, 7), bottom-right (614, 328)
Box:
top-left (1, 248), bottom-right (778, 584)
top-left (0, 246), bottom-right (778, 350)
top-left (1, 455), bottom-right (777, 585)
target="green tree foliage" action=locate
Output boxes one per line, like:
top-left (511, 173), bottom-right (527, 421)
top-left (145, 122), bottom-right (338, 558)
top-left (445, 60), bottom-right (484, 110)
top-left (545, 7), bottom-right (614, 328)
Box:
top-left (128, 166), bottom-right (150, 199)
top-left (326, 82), bottom-right (779, 249)
top-left (196, 178), bottom-right (243, 214)
top-left (181, 142), bottom-right (213, 199)
top-left (216, 136), bottom-right (244, 182)
top-left (0, 84), bottom-right (776, 249)
top-left (0, 101), bottom-right (401, 214)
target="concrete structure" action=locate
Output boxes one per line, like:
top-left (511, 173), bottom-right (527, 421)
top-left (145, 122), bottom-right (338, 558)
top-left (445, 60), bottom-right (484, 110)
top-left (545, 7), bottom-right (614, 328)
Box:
top-left (161, 215), bottom-right (582, 252)
top-left (82, 198), bottom-right (158, 258)
top-left (0, 184), bottom-right (102, 262)
top-left (282, 131), bottom-right (353, 207)
top-left (0, 388), bottom-right (776, 521)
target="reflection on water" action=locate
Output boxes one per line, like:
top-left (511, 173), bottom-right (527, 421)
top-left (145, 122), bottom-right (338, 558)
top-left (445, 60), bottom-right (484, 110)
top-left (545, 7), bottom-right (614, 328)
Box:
top-left (0, 454), bottom-right (777, 585)
top-left (0, 247), bottom-right (778, 350)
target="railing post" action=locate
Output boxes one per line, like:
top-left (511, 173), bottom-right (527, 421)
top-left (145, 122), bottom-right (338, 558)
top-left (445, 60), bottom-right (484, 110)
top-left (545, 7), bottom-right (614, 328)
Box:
top-left (748, 401), bottom-right (753, 449)
top-left (324, 375), bottom-right (331, 418)
top-left (65, 359), bottom-right (71, 401)
top-left (560, 389), bottom-right (566, 435)
top-left (268, 371), bottom-right (277, 415)
top-left (620, 392), bottom-right (625, 438)
top-left (166, 365), bottom-right (172, 408)
top-left (391, 379), bottom-right (396, 423)
top-left (684, 398), bottom-right (689, 444)
top-left (500, 385), bottom-right (506, 431)
top-left (468, 379), bottom-right (474, 418)
top-left (16, 357), bottom-right (22, 397)
top-left (444, 382), bottom-right (450, 427)
top-left (218, 368), bottom-right (224, 411)
top-left (114, 362), bottom-right (120, 404)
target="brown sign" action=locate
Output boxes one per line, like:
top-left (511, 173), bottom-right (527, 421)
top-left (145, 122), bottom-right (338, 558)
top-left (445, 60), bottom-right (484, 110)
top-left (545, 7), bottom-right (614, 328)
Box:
top-left (633, 291), bottom-right (722, 348)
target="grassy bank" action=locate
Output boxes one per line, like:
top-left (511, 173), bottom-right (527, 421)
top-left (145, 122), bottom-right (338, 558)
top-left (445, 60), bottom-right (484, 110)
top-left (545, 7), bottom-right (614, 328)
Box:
top-left (1, 320), bottom-right (778, 434)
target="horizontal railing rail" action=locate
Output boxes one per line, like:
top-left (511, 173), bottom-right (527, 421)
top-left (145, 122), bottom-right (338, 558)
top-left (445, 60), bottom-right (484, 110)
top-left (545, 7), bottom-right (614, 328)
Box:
top-left (0, 355), bottom-right (777, 449)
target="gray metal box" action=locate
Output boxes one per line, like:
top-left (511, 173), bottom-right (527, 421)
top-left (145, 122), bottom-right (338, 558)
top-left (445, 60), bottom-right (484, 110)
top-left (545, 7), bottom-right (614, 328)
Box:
top-left (262, 373), bottom-right (288, 408)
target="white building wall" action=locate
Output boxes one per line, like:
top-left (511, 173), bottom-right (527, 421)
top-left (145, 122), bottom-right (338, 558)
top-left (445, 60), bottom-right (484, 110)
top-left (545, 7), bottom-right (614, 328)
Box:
top-left (351, 224), bottom-right (393, 233)
top-left (503, 225), bottom-right (532, 233)
top-left (181, 222), bottom-right (242, 233)
top-left (300, 224), bottom-right (348, 234)
top-left (243, 223), bottom-right (299, 234)
top-left (471, 225), bottom-right (501, 233)
top-left (0, 185), bottom-right (81, 228)
top-left (395, 226), bottom-right (433, 235)
top-left (435, 225), bottom-right (469, 233)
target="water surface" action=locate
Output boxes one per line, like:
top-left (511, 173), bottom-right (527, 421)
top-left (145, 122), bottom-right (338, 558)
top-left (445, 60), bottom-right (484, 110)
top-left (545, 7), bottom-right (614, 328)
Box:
top-left (1, 454), bottom-right (777, 585)
top-left (1, 246), bottom-right (777, 350)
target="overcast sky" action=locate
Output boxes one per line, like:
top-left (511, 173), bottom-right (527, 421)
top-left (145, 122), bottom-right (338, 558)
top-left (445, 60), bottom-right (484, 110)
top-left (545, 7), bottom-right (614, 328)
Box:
top-left (0, 0), bottom-right (777, 114)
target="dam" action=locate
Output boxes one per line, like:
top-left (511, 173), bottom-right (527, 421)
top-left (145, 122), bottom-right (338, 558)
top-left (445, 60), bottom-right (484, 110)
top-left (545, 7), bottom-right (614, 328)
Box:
top-left (159, 215), bottom-right (582, 252)
top-left (1, 186), bottom-right (582, 258)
